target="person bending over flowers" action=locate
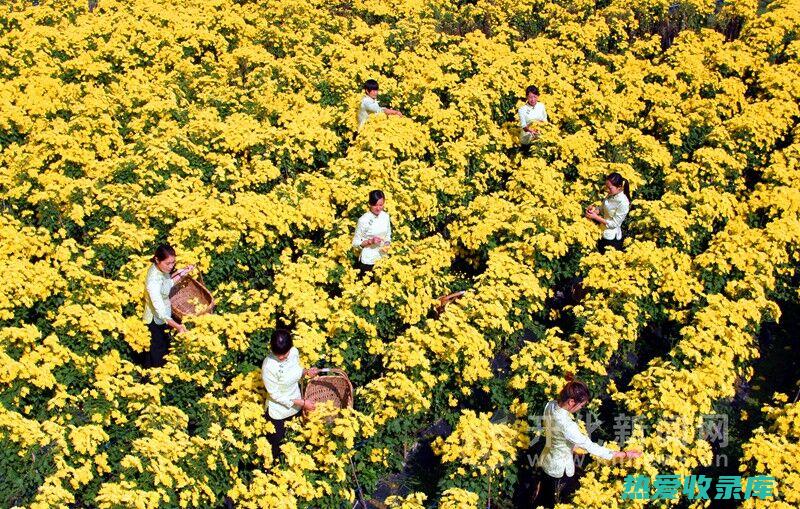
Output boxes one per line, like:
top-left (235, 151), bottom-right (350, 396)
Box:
top-left (585, 172), bottom-right (631, 253)
top-left (533, 374), bottom-right (641, 507)
top-left (352, 189), bottom-right (392, 276)
top-left (141, 243), bottom-right (193, 368)
top-left (261, 329), bottom-right (320, 461)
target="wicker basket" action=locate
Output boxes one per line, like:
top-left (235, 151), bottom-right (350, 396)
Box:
top-left (169, 274), bottom-right (214, 322)
top-left (434, 290), bottom-right (466, 317)
top-left (302, 368), bottom-right (353, 417)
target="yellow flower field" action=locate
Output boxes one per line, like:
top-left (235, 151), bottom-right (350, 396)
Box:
top-left (1, 0), bottom-right (799, 507)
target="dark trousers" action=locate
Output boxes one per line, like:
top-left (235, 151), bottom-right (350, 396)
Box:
top-left (139, 322), bottom-right (171, 368)
top-left (532, 470), bottom-right (580, 508)
top-left (267, 411), bottom-right (298, 462)
top-left (357, 261), bottom-right (374, 278)
top-left (598, 236), bottom-right (624, 254)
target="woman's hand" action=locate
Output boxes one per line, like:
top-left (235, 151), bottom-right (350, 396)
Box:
top-left (292, 399), bottom-right (316, 411)
top-left (305, 367), bottom-right (320, 378)
top-left (167, 319), bottom-right (187, 334)
top-left (524, 123), bottom-right (541, 135)
top-left (172, 265), bottom-right (194, 281)
top-left (585, 207), bottom-right (601, 222)
top-left (613, 450), bottom-right (642, 460)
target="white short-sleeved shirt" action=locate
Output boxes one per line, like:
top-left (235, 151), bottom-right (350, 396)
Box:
top-left (519, 102), bottom-right (548, 128)
top-left (352, 210), bottom-right (392, 265)
top-left (143, 264), bottom-right (174, 325)
top-left (600, 192), bottom-right (630, 240)
top-left (537, 400), bottom-right (614, 478)
top-left (358, 96), bottom-right (382, 128)
top-left (261, 347), bottom-right (304, 420)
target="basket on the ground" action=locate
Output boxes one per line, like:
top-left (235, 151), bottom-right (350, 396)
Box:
top-left (169, 274), bottom-right (214, 321)
top-left (303, 368), bottom-right (353, 417)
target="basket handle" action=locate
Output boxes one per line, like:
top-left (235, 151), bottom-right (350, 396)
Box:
top-left (434, 290), bottom-right (466, 317)
top-left (439, 290), bottom-right (466, 305)
top-left (310, 367), bottom-right (348, 378)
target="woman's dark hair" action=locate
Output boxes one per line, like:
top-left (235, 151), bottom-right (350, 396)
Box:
top-left (368, 189), bottom-right (385, 206)
top-left (270, 329), bottom-right (293, 356)
top-left (152, 244), bottom-right (176, 263)
top-left (557, 372), bottom-right (591, 404)
top-left (606, 172), bottom-right (631, 202)
top-left (363, 79), bottom-right (379, 92)
top-left (525, 85), bottom-right (540, 96)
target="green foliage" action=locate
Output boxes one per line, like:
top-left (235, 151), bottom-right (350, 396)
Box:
top-left (0, 439), bottom-right (57, 508)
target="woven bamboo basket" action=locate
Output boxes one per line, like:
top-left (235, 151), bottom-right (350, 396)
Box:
top-left (302, 368), bottom-right (353, 418)
top-left (434, 290), bottom-right (466, 317)
top-left (169, 274), bottom-right (214, 322)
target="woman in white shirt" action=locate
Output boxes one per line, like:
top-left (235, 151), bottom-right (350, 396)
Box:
top-left (519, 85), bottom-right (548, 145)
top-left (358, 79), bottom-right (402, 130)
top-left (534, 375), bottom-right (641, 507)
top-left (141, 244), bottom-right (193, 368)
top-left (352, 190), bottom-right (392, 276)
top-left (261, 329), bottom-right (319, 461)
top-left (585, 172), bottom-right (631, 253)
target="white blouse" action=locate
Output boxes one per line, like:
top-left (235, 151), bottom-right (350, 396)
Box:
top-left (143, 264), bottom-right (174, 325)
top-left (537, 400), bottom-right (614, 478)
top-left (600, 192), bottom-right (630, 240)
top-left (519, 102), bottom-right (548, 144)
top-left (261, 347), bottom-right (304, 420)
top-left (358, 96), bottom-right (382, 128)
top-left (519, 102), bottom-right (548, 128)
top-left (352, 210), bottom-right (392, 265)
